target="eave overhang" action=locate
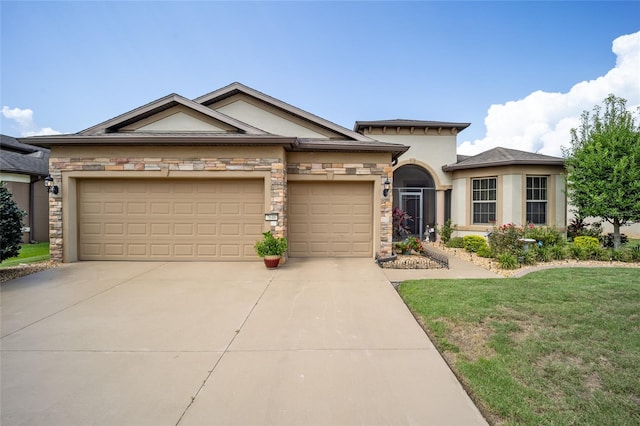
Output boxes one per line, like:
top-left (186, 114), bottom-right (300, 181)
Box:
top-left (442, 158), bottom-right (565, 172)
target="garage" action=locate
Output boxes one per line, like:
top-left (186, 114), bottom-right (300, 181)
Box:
top-left (288, 181), bottom-right (373, 257)
top-left (78, 178), bottom-right (264, 260)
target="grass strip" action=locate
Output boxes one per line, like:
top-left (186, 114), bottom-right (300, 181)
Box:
top-left (0, 242), bottom-right (50, 268)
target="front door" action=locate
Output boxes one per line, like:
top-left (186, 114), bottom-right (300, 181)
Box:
top-left (399, 191), bottom-right (423, 238)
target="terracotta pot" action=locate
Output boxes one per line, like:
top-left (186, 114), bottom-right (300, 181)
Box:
top-left (263, 255), bottom-right (281, 269)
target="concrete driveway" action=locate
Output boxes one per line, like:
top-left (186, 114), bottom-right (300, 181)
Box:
top-left (1, 259), bottom-right (486, 426)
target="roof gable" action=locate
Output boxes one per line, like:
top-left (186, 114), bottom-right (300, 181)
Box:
top-left (443, 147), bottom-right (564, 171)
top-left (79, 93), bottom-right (268, 136)
top-left (195, 82), bottom-right (374, 142)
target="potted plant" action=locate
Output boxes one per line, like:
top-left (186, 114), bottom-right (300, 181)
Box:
top-left (254, 231), bottom-right (288, 269)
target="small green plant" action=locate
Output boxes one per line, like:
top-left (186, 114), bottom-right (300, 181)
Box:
top-left (446, 237), bottom-right (465, 248)
top-left (477, 245), bottom-right (493, 258)
top-left (497, 253), bottom-right (519, 269)
top-left (534, 246), bottom-right (551, 262)
top-left (254, 231), bottom-right (287, 257)
top-left (438, 219), bottom-right (456, 244)
top-left (463, 235), bottom-right (488, 253)
top-left (630, 245), bottom-right (640, 261)
top-left (550, 244), bottom-right (567, 260)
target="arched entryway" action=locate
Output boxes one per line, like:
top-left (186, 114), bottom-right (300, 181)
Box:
top-left (392, 165), bottom-right (437, 241)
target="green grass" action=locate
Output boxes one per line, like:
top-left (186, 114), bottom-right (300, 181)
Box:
top-left (398, 268), bottom-right (640, 426)
top-left (0, 242), bottom-right (50, 267)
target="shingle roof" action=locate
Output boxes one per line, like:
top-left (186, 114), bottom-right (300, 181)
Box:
top-left (0, 134), bottom-right (50, 176)
top-left (442, 147), bottom-right (564, 171)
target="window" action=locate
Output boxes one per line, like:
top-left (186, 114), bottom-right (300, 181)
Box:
top-left (526, 176), bottom-right (547, 224)
top-left (472, 178), bottom-right (497, 224)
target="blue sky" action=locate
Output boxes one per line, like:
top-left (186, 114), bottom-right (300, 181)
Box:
top-left (2, 1), bottom-right (639, 156)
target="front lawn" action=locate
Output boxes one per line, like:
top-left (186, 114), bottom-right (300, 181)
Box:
top-left (0, 242), bottom-right (50, 268)
top-left (398, 268), bottom-right (640, 425)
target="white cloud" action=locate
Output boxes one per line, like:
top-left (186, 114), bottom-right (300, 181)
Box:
top-left (2, 106), bottom-right (61, 137)
top-left (458, 30), bottom-right (640, 157)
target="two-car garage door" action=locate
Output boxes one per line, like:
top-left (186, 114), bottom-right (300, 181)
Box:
top-left (77, 179), bottom-right (374, 260)
top-left (78, 179), bottom-right (264, 260)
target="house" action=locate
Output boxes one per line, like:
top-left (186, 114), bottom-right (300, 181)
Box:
top-left (25, 82), bottom-right (568, 263)
top-left (0, 134), bottom-right (50, 243)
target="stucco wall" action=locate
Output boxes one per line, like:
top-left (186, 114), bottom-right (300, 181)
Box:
top-left (450, 165), bottom-right (567, 237)
top-left (363, 132), bottom-right (457, 187)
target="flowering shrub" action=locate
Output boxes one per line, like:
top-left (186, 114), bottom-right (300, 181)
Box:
top-left (488, 223), bottom-right (525, 256)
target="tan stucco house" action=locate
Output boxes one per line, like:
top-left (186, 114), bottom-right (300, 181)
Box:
top-left (26, 82), bottom-right (567, 263)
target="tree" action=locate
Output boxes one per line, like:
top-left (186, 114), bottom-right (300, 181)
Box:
top-left (0, 182), bottom-right (26, 262)
top-left (564, 94), bottom-right (640, 249)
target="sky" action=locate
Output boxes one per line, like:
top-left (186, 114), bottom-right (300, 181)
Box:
top-left (1, 1), bottom-right (639, 158)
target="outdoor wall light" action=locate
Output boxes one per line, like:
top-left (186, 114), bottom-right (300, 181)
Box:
top-left (44, 175), bottom-right (59, 195)
top-left (383, 178), bottom-right (391, 197)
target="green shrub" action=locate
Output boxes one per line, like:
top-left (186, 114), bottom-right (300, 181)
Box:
top-left (630, 245), bottom-right (640, 262)
top-left (463, 235), bottom-right (488, 253)
top-left (550, 245), bottom-right (567, 260)
top-left (438, 219), bottom-right (456, 244)
top-left (522, 250), bottom-right (537, 265)
top-left (477, 245), bottom-right (493, 258)
top-left (497, 253), bottom-right (519, 270)
top-left (570, 245), bottom-right (587, 260)
top-left (0, 183), bottom-right (26, 262)
top-left (573, 236), bottom-right (600, 250)
top-left (524, 225), bottom-right (565, 247)
top-left (446, 237), bottom-right (465, 248)
top-left (535, 246), bottom-right (551, 262)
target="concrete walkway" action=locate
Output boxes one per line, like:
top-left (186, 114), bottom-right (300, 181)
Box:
top-left (382, 246), bottom-right (503, 282)
top-left (1, 259), bottom-right (487, 426)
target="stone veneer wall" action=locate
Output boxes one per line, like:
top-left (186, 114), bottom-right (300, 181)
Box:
top-left (287, 161), bottom-right (394, 257)
top-left (47, 155), bottom-right (285, 262)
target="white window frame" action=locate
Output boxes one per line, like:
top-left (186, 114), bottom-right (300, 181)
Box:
top-left (526, 176), bottom-right (548, 224)
top-left (471, 177), bottom-right (497, 224)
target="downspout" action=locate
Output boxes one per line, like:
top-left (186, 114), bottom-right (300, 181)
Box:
top-left (29, 176), bottom-right (36, 243)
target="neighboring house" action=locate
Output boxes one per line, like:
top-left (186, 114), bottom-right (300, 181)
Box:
top-left (0, 134), bottom-right (50, 243)
top-left (25, 82), bottom-right (568, 263)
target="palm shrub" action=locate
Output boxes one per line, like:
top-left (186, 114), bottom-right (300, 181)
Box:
top-left (1, 183), bottom-right (26, 262)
